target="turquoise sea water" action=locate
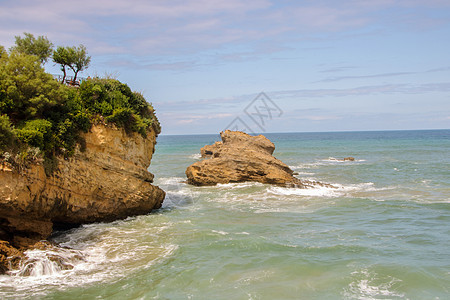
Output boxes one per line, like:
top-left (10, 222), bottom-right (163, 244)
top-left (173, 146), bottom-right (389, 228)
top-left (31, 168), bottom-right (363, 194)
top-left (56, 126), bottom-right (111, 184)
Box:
top-left (0, 130), bottom-right (449, 299)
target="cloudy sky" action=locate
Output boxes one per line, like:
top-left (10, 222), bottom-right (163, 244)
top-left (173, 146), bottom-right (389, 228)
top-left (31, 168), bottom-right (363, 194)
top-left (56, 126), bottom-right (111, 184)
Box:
top-left (1, 0), bottom-right (449, 134)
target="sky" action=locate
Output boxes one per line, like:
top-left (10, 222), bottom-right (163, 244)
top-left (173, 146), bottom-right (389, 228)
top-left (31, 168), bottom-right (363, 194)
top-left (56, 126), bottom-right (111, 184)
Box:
top-left (1, 0), bottom-right (449, 134)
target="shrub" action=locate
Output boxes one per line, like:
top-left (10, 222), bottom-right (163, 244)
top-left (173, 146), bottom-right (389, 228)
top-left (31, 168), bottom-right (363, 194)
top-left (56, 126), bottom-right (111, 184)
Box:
top-left (105, 107), bottom-right (134, 132)
top-left (0, 114), bottom-right (16, 152)
top-left (14, 119), bottom-right (53, 151)
top-left (1, 45), bottom-right (161, 167)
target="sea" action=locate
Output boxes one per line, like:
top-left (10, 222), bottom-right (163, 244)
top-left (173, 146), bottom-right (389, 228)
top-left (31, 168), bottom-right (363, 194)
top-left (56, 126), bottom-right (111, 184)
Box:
top-left (0, 129), bottom-right (449, 299)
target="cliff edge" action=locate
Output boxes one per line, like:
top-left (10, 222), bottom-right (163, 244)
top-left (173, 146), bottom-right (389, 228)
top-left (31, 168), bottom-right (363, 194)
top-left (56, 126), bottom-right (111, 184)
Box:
top-left (0, 124), bottom-right (165, 249)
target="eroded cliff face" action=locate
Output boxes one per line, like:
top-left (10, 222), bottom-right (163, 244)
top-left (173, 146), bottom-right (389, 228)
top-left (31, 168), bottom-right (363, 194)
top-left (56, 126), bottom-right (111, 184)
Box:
top-left (0, 124), bottom-right (165, 249)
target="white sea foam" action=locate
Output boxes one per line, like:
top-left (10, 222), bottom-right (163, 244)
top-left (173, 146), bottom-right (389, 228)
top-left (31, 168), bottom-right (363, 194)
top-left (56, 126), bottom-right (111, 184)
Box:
top-left (0, 217), bottom-right (178, 296)
top-left (162, 191), bottom-right (195, 209)
top-left (216, 182), bottom-right (264, 189)
top-left (211, 230), bottom-right (229, 235)
top-left (268, 182), bottom-right (376, 198)
top-left (290, 157), bottom-right (366, 170)
top-left (189, 153), bottom-right (202, 160)
top-left (157, 176), bottom-right (186, 186)
top-left (8, 247), bottom-right (85, 278)
top-left (323, 157), bottom-right (366, 163)
top-left (343, 269), bottom-right (404, 299)
top-left (289, 163), bottom-right (320, 169)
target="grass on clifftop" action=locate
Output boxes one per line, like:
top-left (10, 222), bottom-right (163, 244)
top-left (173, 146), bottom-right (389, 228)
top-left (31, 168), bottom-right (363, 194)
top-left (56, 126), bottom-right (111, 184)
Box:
top-left (0, 46), bottom-right (161, 172)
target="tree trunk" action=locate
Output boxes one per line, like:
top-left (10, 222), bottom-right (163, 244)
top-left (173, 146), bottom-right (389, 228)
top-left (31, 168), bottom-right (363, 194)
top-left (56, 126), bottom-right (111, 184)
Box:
top-left (61, 67), bottom-right (66, 83)
top-left (73, 70), bottom-right (78, 84)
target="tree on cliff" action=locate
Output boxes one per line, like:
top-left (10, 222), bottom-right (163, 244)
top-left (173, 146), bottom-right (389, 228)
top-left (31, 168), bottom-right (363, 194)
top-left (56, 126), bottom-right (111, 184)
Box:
top-left (0, 51), bottom-right (65, 122)
top-left (68, 45), bottom-right (91, 83)
top-left (1, 34), bottom-right (160, 167)
top-left (52, 45), bottom-right (91, 84)
top-left (9, 33), bottom-right (53, 64)
top-left (52, 46), bottom-right (71, 83)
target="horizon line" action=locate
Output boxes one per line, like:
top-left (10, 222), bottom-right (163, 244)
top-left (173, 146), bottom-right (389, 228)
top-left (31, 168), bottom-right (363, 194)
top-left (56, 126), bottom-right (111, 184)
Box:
top-left (158, 128), bottom-right (450, 136)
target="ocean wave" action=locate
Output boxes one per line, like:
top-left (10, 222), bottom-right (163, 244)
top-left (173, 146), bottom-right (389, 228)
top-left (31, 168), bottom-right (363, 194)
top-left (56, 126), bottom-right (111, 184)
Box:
top-left (0, 217), bottom-right (178, 298)
top-left (216, 182), bottom-right (265, 189)
top-left (323, 157), bottom-right (366, 163)
top-left (343, 269), bottom-right (404, 299)
top-left (289, 157), bottom-right (366, 170)
top-left (268, 182), bottom-right (376, 198)
top-left (156, 176), bottom-right (187, 186)
top-left (162, 190), bottom-right (195, 209)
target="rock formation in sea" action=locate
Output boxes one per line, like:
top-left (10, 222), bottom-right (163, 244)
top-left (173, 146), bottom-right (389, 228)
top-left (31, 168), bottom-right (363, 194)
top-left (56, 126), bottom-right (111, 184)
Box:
top-left (0, 124), bottom-right (165, 257)
top-left (186, 130), bottom-right (330, 188)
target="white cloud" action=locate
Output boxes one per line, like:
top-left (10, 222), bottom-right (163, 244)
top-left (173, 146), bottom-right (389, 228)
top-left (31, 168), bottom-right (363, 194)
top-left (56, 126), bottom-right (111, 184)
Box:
top-left (2, 0), bottom-right (449, 58)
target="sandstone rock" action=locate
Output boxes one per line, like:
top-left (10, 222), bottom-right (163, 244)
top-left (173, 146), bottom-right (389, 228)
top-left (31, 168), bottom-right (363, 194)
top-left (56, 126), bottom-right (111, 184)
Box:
top-left (0, 240), bottom-right (23, 274)
top-left (343, 157), bottom-right (355, 161)
top-left (0, 124), bottom-right (165, 248)
top-left (186, 130), bottom-right (330, 188)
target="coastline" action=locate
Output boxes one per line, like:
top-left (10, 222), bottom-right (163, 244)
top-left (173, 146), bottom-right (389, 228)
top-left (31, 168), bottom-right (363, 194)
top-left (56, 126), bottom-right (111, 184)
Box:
top-left (0, 129), bottom-right (449, 299)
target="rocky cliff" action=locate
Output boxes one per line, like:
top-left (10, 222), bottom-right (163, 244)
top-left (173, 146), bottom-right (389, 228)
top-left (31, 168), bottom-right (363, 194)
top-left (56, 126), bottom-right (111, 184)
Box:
top-left (0, 124), bottom-right (165, 250)
top-left (186, 130), bottom-right (331, 188)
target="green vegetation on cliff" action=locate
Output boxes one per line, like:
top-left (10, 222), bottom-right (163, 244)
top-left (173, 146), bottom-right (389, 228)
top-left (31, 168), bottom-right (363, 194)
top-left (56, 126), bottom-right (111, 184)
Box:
top-left (0, 34), bottom-right (161, 170)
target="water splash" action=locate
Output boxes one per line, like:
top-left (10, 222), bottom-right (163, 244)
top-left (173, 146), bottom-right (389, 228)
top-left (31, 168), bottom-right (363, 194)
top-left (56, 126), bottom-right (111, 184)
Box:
top-left (10, 247), bottom-right (85, 277)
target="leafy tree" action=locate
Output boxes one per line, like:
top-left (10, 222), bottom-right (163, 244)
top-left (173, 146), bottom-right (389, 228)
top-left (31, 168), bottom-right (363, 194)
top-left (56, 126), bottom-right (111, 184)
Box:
top-left (52, 46), bottom-right (72, 83)
top-left (1, 36), bottom-right (160, 167)
top-left (68, 45), bottom-right (91, 83)
top-left (0, 51), bottom-right (66, 122)
top-left (53, 45), bottom-right (91, 84)
top-left (0, 46), bottom-right (6, 59)
top-left (10, 32), bottom-right (53, 64)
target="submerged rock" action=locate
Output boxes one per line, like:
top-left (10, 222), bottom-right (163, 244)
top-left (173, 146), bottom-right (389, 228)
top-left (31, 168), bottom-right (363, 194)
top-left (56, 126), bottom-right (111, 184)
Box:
top-left (0, 124), bottom-right (165, 250)
top-left (186, 130), bottom-right (331, 188)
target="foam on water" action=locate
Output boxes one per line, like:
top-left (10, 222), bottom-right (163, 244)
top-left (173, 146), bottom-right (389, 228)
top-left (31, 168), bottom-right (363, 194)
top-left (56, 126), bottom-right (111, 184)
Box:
top-left (0, 216), bottom-right (179, 298)
top-left (2, 130), bottom-right (449, 298)
top-left (343, 269), bottom-right (405, 299)
top-left (216, 181), bottom-right (265, 189)
top-left (188, 153), bottom-right (202, 160)
top-left (269, 182), bottom-right (376, 198)
top-left (289, 157), bottom-right (367, 170)
top-left (157, 176), bottom-right (186, 186)
top-left (9, 247), bottom-right (85, 277)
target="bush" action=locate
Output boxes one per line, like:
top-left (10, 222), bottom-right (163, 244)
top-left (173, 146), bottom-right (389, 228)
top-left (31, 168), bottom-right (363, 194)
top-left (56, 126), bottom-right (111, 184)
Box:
top-left (0, 114), bottom-right (16, 152)
top-left (14, 119), bottom-right (53, 151)
top-left (79, 78), bottom-right (161, 136)
top-left (105, 107), bottom-right (134, 132)
top-left (0, 51), bottom-right (66, 122)
top-left (0, 46), bottom-right (161, 166)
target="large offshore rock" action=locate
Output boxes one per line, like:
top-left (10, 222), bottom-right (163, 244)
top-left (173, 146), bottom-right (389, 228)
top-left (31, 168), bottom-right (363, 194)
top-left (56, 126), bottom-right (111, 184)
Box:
top-left (186, 130), bottom-right (326, 188)
top-left (0, 124), bottom-right (165, 248)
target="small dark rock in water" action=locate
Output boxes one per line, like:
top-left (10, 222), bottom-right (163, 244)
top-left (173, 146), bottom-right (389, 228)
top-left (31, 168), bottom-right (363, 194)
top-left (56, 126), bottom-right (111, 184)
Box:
top-left (343, 157), bottom-right (355, 161)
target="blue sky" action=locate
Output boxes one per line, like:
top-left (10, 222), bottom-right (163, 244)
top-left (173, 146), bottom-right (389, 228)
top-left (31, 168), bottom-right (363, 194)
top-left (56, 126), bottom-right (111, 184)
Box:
top-left (1, 0), bottom-right (449, 134)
